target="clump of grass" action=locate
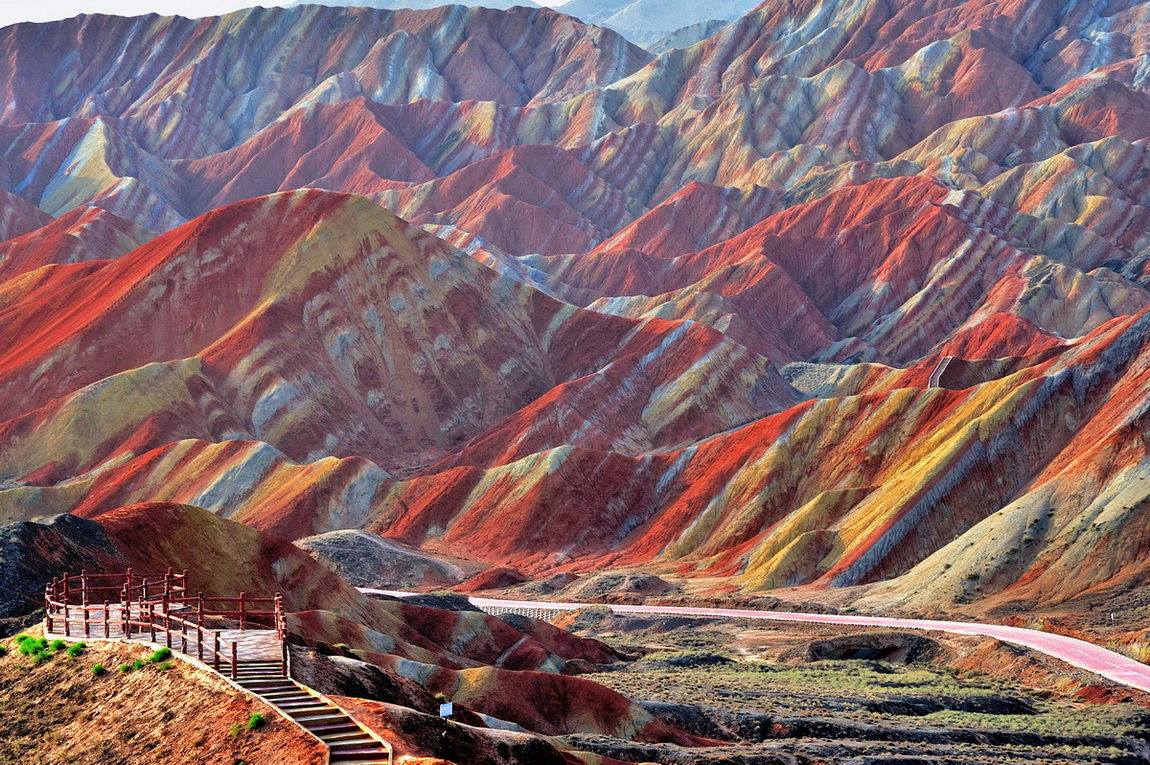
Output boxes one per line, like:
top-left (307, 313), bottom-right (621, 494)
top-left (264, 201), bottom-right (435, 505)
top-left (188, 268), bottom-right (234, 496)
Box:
top-left (245, 713), bottom-right (266, 732)
top-left (148, 647), bottom-right (172, 663)
top-left (132, 659), bottom-right (145, 671)
top-left (49, 639), bottom-right (67, 653)
top-left (32, 650), bottom-right (53, 665)
top-left (16, 635), bottom-right (47, 656)
top-left (91, 663), bottom-right (107, 676)
top-left (0, 644), bottom-right (8, 658)
top-left (229, 723), bottom-right (242, 737)
top-left (66, 642), bottom-right (86, 658)
top-left (156, 660), bottom-right (174, 672)
top-left (119, 662), bottom-right (134, 673)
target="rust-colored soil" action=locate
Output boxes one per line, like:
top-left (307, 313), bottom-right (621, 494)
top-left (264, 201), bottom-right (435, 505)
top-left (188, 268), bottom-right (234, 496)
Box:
top-left (0, 629), bottom-right (325, 765)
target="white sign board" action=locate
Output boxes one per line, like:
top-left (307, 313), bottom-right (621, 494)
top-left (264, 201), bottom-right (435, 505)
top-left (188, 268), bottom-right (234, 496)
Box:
top-left (439, 701), bottom-right (454, 718)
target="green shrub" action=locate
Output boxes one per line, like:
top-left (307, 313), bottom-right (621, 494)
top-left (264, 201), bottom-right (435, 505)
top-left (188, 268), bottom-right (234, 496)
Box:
top-left (245, 713), bottom-right (266, 732)
top-left (66, 642), bottom-right (86, 657)
top-left (91, 663), bottom-right (107, 676)
top-left (148, 647), bottom-right (172, 663)
top-left (131, 659), bottom-right (145, 671)
top-left (16, 635), bottom-right (47, 656)
top-left (0, 644), bottom-right (8, 658)
top-left (156, 660), bottom-right (174, 672)
top-left (119, 662), bottom-right (133, 673)
top-left (32, 650), bottom-right (53, 665)
top-left (229, 723), bottom-right (242, 737)
top-left (49, 639), bottom-right (67, 653)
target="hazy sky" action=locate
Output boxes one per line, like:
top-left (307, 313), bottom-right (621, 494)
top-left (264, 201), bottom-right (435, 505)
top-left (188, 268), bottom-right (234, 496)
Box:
top-left (0, 0), bottom-right (563, 28)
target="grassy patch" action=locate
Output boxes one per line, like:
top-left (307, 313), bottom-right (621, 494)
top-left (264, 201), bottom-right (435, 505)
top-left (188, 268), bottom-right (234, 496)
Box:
top-left (593, 658), bottom-right (1149, 741)
top-left (245, 713), bottom-right (266, 732)
top-left (16, 635), bottom-right (48, 656)
top-left (148, 647), bottom-right (172, 663)
top-left (66, 643), bottom-right (86, 658)
top-left (91, 663), bottom-right (108, 676)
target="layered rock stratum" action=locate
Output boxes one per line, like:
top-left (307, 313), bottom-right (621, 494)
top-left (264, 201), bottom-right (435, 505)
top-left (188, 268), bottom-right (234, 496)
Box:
top-left (0, 0), bottom-right (1148, 623)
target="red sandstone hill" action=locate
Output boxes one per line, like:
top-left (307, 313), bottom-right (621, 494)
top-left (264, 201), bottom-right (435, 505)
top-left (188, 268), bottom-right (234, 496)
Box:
top-left (0, 0), bottom-right (1148, 623)
top-left (1, 502), bottom-right (697, 752)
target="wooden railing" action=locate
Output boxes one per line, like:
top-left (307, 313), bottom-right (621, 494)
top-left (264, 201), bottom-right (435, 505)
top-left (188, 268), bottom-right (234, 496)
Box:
top-left (44, 569), bottom-right (287, 678)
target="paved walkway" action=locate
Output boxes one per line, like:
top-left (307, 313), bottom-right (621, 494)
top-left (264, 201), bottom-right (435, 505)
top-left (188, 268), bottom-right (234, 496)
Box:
top-left (364, 589), bottom-right (1150, 694)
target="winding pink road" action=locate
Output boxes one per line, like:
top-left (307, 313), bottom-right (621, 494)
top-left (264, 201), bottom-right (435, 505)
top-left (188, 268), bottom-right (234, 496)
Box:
top-left (364, 589), bottom-right (1150, 694)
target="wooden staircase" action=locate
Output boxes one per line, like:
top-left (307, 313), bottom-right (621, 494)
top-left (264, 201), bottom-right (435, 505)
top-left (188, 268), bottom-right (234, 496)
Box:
top-left (44, 570), bottom-right (392, 764)
top-left (234, 662), bottom-right (391, 764)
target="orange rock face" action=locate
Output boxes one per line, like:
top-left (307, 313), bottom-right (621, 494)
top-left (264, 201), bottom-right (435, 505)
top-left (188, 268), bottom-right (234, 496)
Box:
top-left (1, 0), bottom-right (1149, 616)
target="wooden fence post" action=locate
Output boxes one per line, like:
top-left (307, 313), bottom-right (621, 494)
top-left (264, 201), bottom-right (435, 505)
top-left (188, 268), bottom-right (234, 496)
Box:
top-left (231, 642), bottom-right (238, 679)
top-left (121, 585), bottom-right (129, 637)
top-left (45, 589), bottom-right (53, 634)
top-left (80, 570), bottom-right (88, 608)
top-left (239, 592), bottom-right (246, 630)
top-left (64, 602), bottom-right (70, 637)
top-left (162, 586), bottom-right (171, 648)
top-left (104, 601), bottom-right (110, 638)
top-left (214, 632), bottom-right (220, 672)
top-left (149, 603), bottom-right (156, 643)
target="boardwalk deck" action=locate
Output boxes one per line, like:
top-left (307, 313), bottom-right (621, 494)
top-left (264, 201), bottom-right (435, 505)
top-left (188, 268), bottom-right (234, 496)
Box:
top-left (45, 572), bottom-right (392, 764)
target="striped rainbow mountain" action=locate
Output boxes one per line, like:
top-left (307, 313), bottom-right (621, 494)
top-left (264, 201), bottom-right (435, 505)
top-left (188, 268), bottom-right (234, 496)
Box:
top-left (1, 0), bottom-right (1149, 620)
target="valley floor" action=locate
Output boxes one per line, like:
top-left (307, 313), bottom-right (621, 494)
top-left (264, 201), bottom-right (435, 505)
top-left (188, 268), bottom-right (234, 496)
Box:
top-left (562, 612), bottom-right (1150, 764)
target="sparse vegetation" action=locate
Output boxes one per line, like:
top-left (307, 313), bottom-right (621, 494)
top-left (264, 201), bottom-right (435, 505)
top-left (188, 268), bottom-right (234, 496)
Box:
top-left (0, 644), bottom-right (8, 658)
top-left (229, 722), bottom-right (242, 737)
top-left (245, 713), bottom-right (266, 732)
top-left (16, 635), bottom-right (48, 656)
top-left (91, 663), bottom-right (107, 676)
top-left (156, 660), bottom-right (174, 671)
top-left (118, 662), bottom-right (133, 673)
top-left (66, 642), bottom-right (86, 658)
top-left (148, 647), bottom-right (172, 663)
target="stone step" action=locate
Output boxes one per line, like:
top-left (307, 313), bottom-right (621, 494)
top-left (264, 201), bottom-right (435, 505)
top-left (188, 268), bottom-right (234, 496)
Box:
top-left (305, 722), bottom-right (362, 736)
top-left (262, 690), bottom-right (311, 699)
top-left (322, 731), bottom-right (376, 743)
top-left (320, 735), bottom-right (378, 748)
top-left (276, 701), bottom-right (331, 712)
top-left (294, 712), bottom-right (346, 725)
top-left (239, 680), bottom-right (296, 690)
top-left (328, 746), bottom-right (392, 758)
